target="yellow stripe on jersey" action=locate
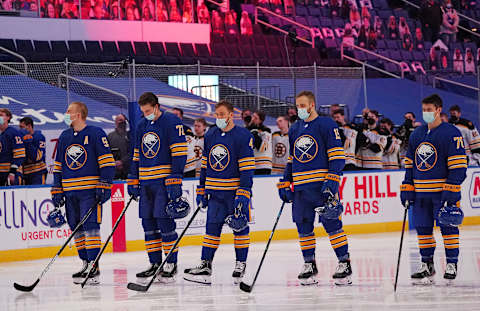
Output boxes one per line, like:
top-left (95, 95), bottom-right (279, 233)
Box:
top-left (287, 155), bottom-right (293, 164)
top-left (205, 177), bottom-right (240, 190)
top-left (13, 147), bottom-right (26, 158)
top-left (403, 157), bottom-right (413, 169)
top-left (53, 161), bottom-right (62, 173)
top-left (255, 156), bottom-right (272, 164)
top-left (413, 179), bottom-right (447, 192)
top-left (0, 163), bottom-right (10, 173)
top-left (292, 168), bottom-right (328, 185)
top-left (62, 175), bottom-right (99, 192)
top-left (327, 147), bottom-right (346, 161)
top-left (23, 162), bottom-right (47, 174)
top-left (170, 142), bottom-right (188, 157)
top-left (447, 154), bottom-right (468, 169)
top-left (133, 148), bottom-right (140, 161)
top-left (238, 156), bottom-right (255, 171)
top-left (97, 153), bottom-right (115, 168)
top-left (36, 149), bottom-right (43, 162)
top-left (201, 156), bottom-right (207, 169)
top-left (139, 165), bottom-right (172, 180)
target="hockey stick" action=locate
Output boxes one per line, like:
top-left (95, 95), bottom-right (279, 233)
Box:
top-left (13, 203), bottom-right (97, 292)
top-left (394, 201), bottom-right (409, 292)
top-left (80, 196), bottom-right (135, 288)
top-left (240, 201), bottom-right (286, 293)
top-left (127, 203), bottom-right (203, 292)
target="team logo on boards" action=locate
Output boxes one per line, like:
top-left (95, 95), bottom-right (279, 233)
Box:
top-left (274, 143), bottom-right (287, 158)
top-left (469, 171), bottom-right (480, 208)
top-left (415, 142), bottom-right (437, 171)
top-left (294, 135), bottom-right (318, 163)
top-left (142, 132), bottom-right (160, 159)
top-left (209, 144), bottom-right (230, 171)
top-left (65, 144), bottom-right (87, 170)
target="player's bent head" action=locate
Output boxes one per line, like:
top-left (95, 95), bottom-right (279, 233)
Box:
top-left (295, 91), bottom-right (315, 109)
top-left (19, 116), bottom-right (34, 130)
top-left (68, 102), bottom-right (88, 120)
top-left (421, 94), bottom-right (443, 111)
top-left (138, 92), bottom-right (159, 107)
top-left (0, 108), bottom-right (12, 123)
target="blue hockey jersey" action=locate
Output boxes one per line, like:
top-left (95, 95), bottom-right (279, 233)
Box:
top-left (403, 123), bottom-right (467, 198)
top-left (284, 116), bottom-right (345, 191)
top-left (53, 125), bottom-right (115, 192)
top-left (200, 126), bottom-right (255, 191)
top-left (0, 126), bottom-right (25, 174)
top-left (129, 111), bottom-right (187, 185)
top-left (22, 130), bottom-right (47, 176)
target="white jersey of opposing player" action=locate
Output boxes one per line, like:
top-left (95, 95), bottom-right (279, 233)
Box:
top-left (192, 135), bottom-right (205, 176)
top-left (382, 136), bottom-right (401, 169)
top-left (342, 125), bottom-right (357, 166)
top-left (357, 129), bottom-right (387, 169)
top-left (272, 131), bottom-right (289, 174)
top-left (253, 129), bottom-right (273, 170)
top-left (454, 123), bottom-right (480, 166)
top-left (184, 133), bottom-right (196, 173)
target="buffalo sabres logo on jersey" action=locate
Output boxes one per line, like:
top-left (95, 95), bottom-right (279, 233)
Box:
top-left (142, 132), bottom-right (160, 159)
top-left (294, 135), bottom-right (318, 163)
top-left (415, 142), bottom-right (438, 171)
top-left (274, 142), bottom-right (286, 158)
top-left (65, 144), bottom-right (87, 170)
top-left (209, 144), bottom-right (230, 171)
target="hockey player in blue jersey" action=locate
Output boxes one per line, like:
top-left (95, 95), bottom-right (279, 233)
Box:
top-left (127, 92), bottom-right (188, 283)
top-left (51, 102), bottom-right (115, 285)
top-left (19, 117), bottom-right (47, 185)
top-left (0, 108), bottom-right (25, 186)
top-left (183, 100), bottom-right (255, 285)
top-left (401, 94), bottom-right (467, 284)
top-left (277, 91), bottom-right (352, 285)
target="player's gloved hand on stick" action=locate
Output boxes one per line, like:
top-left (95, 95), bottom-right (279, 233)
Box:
top-left (165, 175), bottom-right (183, 201)
top-left (196, 186), bottom-right (208, 209)
top-left (400, 183), bottom-right (415, 208)
top-left (127, 176), bottom-right (140, 201)
top-left (95, 181), bottom-right (112, 205)
top-left (7, 165), bottom-right (20, 186)
top-left (321, 174), bottom-right (341, 203)
top-left (441, 184), bottom-right (461, 206)
top-left (277, 179), bottom-right (293, 203)
top-left (51, 186), bottom-right (65, 207)
top-left (46, 207), bottom-right (66, 228)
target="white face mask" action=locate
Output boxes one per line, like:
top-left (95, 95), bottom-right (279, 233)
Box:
top-left (423, 111), bottom-right (436, 123)
top-left (145, 106), bottom-right (156, 121)
top-left (298, 108), bottom-right (311, 120)
top-left (216, 117), bottom-right (229, 129)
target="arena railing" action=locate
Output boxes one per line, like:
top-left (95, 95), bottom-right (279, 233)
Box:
top-left (340, 42), bottom-right (405, 79)
top-left (254, 6), bottom-right (315, 48)
top-left (0, 47), bottom-right (27, 75)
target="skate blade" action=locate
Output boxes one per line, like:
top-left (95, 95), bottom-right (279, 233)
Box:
top-left (411, 276), bottom-right (435, 286)
top-left (334, 275), bottom-right (352, 286)
top-left (232, 276), bottom-right (243, 285)
top-left (299, 276), bottom-right (318, 286)
top-left (444, 278), bottom-right (455, 286)
top-left (157, 275), bottom-right (176, 284)
top-left (73, 277), bottom-right (99, 286)
top-left (183, 274), bottom-right (211, 285)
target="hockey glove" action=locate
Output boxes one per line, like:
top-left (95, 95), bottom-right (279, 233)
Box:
top-left (7, 165), bottom-right (21, 186)
top-left (46, 207), bottom-right (66, 228)
top-left (277, 179), bottom-right (293, 203)
top-left (127, 176), bottom-right (140, 201)
top-left (165, 175), bottom-right (183, 201)
top-left (95, 181), bottom-right (112, 205)
top-left (441, 184), bottom-right (461, 206)
top-left (51, 186), bottom-right (65, 208)
top-left (234, 188), bottom-right (251, 213)
top-left (400, 183), bottom-right (415, 208)
top-left (196, 185), bottom-right (208, 209)
top-left (321, 174), bottom-right (341, 204)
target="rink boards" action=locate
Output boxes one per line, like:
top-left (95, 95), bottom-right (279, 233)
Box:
top-left (2, 168), bottom-right (480, 262)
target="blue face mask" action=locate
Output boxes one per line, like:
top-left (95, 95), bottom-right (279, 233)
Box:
top-left (298, 108), bottom-right (311, 120)
top-left (0, 117), bottom-right (4, 126)
top-left (64, 113), bottom-right (73, 126)
top-left (423, 111), bottom-right (436, 124)
top-left (216, 118), bottom-right (228, 129)
top-left (145, 106), bottom-right (156, 121)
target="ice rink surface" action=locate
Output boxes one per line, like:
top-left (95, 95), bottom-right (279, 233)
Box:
top-left (1, 226), bottom-right (480, 311)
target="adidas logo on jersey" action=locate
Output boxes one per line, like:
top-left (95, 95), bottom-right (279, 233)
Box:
top-left (111, 189), bottom-right (124, 202)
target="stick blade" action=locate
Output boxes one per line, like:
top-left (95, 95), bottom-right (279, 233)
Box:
top-left (239, 281), bottom-right (253, 293)
top-left (14, 279), bottom-right (39, 292)
top-left (127, 282), bottom-right (149, 292)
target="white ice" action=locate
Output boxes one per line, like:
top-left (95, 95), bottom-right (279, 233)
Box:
top-left (1, 226), bottom-right (480, 311)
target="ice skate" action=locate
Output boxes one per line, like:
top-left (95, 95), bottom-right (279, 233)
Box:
top-left (411, 261), bottom-right (435, 285)
top-left (232, 261), bottom-right (246, 285)
top-left (333, 260), bottom-right (352, 285)
top-left (184, 260), bottom-right (212, 285)
top-left (298, 261), bottom-right (318, 285)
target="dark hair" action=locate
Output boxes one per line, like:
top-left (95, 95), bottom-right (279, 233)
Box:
top-left (380, 117), bottom-right (393, 127)
top-left (194, 118), bottom-right (207, 126)
top-left (296, 90), bottom-right (316, 103)
top-left (404, 111), bottom-right (416, 118)
top-left (449, 105), bottom-right (461, 112)
top-left (370, 110), bottom-right (379, 117)
top-left (173, 107), bottom-right (184, 117)
top-left (215, 100), bottom-right (234, 112)
top-left (138, 92), bottom-right (159, 107)
top-left (0, 108), bottom-right (12, 123)
top-left (332, 109), bottom-right (344, 116)
top-left (19, 116), bottom-right (34, 128)
top-left (277, 115), bottom-right (289, 122)
top-left (422, 94), bottom-right (443, 108)
top-left (255, 110), bottom-right (266, 122)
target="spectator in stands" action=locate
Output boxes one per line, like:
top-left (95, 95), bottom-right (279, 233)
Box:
top-left (429, 46), bottom-right (442, 70)
top-left (123, 0), bottom-right (139, 20)
top-left (287, 107), bottom-right (298, 124)
top-left (212, 10), bottom-right (225, 36)
top-left (125, 5), bottom-right (136, 20)
top-left (30, 0), bottom-right (38, 12)
top-left (340, 0), bottom-right (350, 19)
top-left (156, 0), bottom-right (168, 21)
top-left (465, 48), bottom-right (476, 74)
top-left (248, 111), bottom-right (273, 175)
top-left (387, 15), bottom-right (398, 40)
top-left (107, 114), bottom-right (130, 180)
top-left (358, 25), bottom-right (368, 48)
top-left (111, 1), bottom-right (121, 19)
top-left (61, 0), bottom-right (79, 19)
top-left (361, 5), bottom-right (370, 21)
top-left (142, 0), bottom-right (154, 17)
top-left (420, 0), bottom-right (443, 42)
top-left (440, 2), bottom-right (459, 46)
top-left (362, 16), bottom-right (370, 32)
top-left (330, 0), bottom-right (340, 17)
top-left (43, 1), bottom-right (56, 18)
top-left (349, 4), bottom-right (361, 31)
top-left (343, 23), bottom-right (355, 48)
top-left (240, 11), bottom-right (253, 36)
top-left (142, 5), bottom-right (153, 20)
top-left (368, 28), bottom-right (377, 50)
top-left (403, 33), bottom-right (413, 51)
top-left (225, 10), bottom-right (239, 35)
top-left (374, 16), bottom-right (384, 39)
top-left (92, 4), bottom-right (107, 19)
top-left (398, 17), bottom-right (410, 41)
top-left (453, 48), bottom-right (464, 74)
top-left (415, 27), bottom-right (424, 49)
top-left (197, 2), bottom-right (210, 24)
top-left (168, 0), bottom-right (182, 22)
top-left (182, 0), bottom-right (193, 23)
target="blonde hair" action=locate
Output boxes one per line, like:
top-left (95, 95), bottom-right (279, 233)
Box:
top-left (0, 108), bottom-right (12, 123)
